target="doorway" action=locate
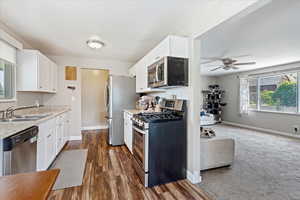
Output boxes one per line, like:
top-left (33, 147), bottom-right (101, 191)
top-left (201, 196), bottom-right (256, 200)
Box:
top-left (81, 69), bottom-right (109, 130)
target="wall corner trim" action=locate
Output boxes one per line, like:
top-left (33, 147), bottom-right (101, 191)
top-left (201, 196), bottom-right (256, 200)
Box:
top-left (187, 170), bottom-right (202, 184)
top-left (222, 121), bottom-right (300, 139)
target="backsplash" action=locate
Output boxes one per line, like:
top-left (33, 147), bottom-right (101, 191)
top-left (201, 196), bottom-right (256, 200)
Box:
top-left (0, 92), bottom-right (44, 110)
top-left (148, 76), bottom-right (217, 100)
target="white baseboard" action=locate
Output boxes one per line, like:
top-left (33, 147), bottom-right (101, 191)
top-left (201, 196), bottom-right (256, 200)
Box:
top-left (223, 121), bottom-right (300, 139)
top-left (69, 136), bottom-right (82, 141)
top-left (81, 125), bottom-right (108, 131)
top-left (187, 170), bottom-right (202, 184)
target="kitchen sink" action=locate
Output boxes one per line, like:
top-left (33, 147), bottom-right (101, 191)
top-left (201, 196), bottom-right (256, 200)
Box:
top-left (15, 113), bottom-right (52, 119)
top-left (0, 113), bottom-right (52, 122)
top-left (0, 118), bottom-right (39, 122)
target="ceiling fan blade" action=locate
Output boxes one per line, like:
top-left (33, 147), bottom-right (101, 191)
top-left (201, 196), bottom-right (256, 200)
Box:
top-left (201, 57), bottom-right (224, 60)
top-left (229, 54), bottom-right (252, 59)
top-left (231, 66), bottom-right (239, 70)
top-left (201, 60), bottom-right (219, 65)
top-left (234, 62), bottom-right (256, 66)
top-left (210, 66), bottom-right (223, 71)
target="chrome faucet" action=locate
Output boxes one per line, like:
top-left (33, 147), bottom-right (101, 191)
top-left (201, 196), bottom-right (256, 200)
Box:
top-left (0, 104), bottom-right (41, 120)
top-left (0, 106), bottom-right (14, 119)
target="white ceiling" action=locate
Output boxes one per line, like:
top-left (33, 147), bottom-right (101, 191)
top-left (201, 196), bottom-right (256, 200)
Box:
top-left (0, 0), bottom-right (258, 63)
top-left (201, 0), bottom-right (300, 76)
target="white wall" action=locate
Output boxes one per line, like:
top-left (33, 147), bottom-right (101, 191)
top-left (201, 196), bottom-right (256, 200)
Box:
top-left (150, 75), bottom-right (216, 100)
top-left (0, 21), bottom-right (33, 49)
top-left (43, 55), bottom-right (133, 138)
top-left (0, 22), bottom-right (44, 110)
top-left (81, 69), bottom-right (108, 128)
top-left (191, 0), bottom-right (264, 38)
top-left (216, 62), bottom-right (300, 136)
top-left (201, 0), bottom-right (300, 76)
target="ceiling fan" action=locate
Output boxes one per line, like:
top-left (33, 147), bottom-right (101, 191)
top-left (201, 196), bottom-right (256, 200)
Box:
top-left (201, 55), bottom-right (256, 71)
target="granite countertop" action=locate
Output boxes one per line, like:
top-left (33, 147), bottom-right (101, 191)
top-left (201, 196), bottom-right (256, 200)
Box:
top-left (0, 105), bottom-right (71, 139)
top-left (124, 109), bottom-right (142, 115)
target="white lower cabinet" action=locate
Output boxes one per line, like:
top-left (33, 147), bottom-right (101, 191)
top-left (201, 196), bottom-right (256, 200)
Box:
top-left (56, 114), bottom-right (64, 154)
top-left (45, 121), bottom-right (56, 168)
top-left (37, 112), bottom-right (70, 171)
top-left (124, 112), bottom-right (133, 153)
top-left (37, 122), bottom-right (47, 171)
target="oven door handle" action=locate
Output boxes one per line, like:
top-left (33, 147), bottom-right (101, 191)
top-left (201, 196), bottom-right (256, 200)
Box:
top-left (133, 127), bottom-right (148, 135)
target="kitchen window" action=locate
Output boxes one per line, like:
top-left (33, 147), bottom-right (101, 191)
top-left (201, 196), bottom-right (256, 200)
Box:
top-left (249, 78), bottom-right (258, 110)
top-left (0, 58), bottom-right (15, 100)
top-left (244, 72), bottom-right (299, 114)
top-left (0, 40), bottom-right (17, 102)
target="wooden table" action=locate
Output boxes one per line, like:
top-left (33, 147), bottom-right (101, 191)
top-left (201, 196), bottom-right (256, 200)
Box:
top-left (0, 169), bottom-right (60, 200)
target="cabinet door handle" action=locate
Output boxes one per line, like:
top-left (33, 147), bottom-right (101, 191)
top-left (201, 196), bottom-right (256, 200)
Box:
top-left (47, 134), bottom-right (51, 138)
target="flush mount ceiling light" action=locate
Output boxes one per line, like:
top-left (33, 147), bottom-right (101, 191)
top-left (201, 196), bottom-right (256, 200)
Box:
top-left (86, 36), bottom-right (105, 50)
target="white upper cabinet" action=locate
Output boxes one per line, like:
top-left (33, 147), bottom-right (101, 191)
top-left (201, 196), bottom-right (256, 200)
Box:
top-left (49, 60), bottom-right (58, 93)
top-left (17, 50), bottom-right (58, 93)
top-left (38, 53), bottom-right (51, 91)
top-left (135, 58), bottom-right (148, 93)
top-left (132, 35), bottom-right (189, 93)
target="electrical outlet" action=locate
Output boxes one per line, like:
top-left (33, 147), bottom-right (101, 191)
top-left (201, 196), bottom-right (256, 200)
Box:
top-left (293, 125), bottom-right (299, 134)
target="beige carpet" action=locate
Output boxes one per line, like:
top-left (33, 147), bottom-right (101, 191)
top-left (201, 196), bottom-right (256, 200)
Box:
top-left (199, 125), bottom-right (300, 200)
top-left (51, 149), bottom-right (88, 190)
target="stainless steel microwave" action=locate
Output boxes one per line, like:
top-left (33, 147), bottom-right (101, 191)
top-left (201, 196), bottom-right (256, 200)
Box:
top-left (147, 56), bottom-right (188, 88)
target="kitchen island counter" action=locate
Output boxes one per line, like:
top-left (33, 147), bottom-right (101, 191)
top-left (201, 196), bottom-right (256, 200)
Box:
top-left (0, 169), bottom-right (59, 200)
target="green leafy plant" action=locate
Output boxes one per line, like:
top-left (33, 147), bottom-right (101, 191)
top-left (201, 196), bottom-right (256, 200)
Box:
top-left (272, 81), bottom-right (297, 107)
top-left (260, 90), bottom-right (275, 105)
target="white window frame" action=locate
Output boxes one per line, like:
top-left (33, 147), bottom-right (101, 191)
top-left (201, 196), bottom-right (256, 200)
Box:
top-left (248, 77), bottom-right (259, 111)
top-left (0, 58), bottom-right (17, 102)
top-left (247, 71), bottom-right (299, 115)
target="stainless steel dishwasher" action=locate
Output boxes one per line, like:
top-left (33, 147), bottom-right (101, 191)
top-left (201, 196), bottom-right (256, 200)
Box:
top-left (3, 126), bottom-right (38, 175)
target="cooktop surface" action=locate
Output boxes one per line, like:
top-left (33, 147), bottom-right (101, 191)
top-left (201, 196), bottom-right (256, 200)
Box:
top-left (133, 112), bottom-right (182, 123)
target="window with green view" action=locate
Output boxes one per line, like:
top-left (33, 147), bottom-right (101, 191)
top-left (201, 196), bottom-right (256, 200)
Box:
top-left (0, 58), bottom-right (15, 100)
top-left (247, 72), bottom-right (298, 113)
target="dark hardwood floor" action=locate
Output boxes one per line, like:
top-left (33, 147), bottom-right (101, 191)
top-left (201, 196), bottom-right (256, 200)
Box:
top-left (49, 130), bottom-right (211, 200)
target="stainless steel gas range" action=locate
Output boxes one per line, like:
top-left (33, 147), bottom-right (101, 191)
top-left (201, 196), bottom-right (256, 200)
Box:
top-left (131, 99), bottom-right (187, 187)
